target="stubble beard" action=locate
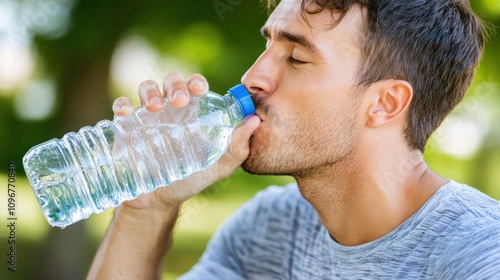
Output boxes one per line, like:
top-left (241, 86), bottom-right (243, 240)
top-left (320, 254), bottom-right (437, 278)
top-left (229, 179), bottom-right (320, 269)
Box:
top-left (241, 109), bottom-right (359, 178)
top-left (241, 93), bottom-right (361, 178)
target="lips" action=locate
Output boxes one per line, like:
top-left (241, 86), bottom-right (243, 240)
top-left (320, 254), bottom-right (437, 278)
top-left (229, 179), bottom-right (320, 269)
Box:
top-left (251, 95), bottom-right (268, 122)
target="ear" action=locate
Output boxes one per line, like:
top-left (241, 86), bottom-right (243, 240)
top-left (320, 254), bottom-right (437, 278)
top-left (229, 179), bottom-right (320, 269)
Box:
top-left (366, 80), bottom-right (413, 128)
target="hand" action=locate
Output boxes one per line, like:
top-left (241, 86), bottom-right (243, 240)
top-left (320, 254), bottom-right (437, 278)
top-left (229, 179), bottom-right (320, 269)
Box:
top-left (112, 72), bottom-right (261, 213)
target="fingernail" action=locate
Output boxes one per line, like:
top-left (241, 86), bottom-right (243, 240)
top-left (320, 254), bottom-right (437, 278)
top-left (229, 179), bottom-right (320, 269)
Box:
top-left (118, 103), bottom-right (134, 114)
top-left (173, 90), bottom-right (187, 100)
top-left (118, 101), bottom-right (131, 111)
top-left (190, 79), bottom-right (206, 89)
top-left (150, 97), bottom-right (162, 105)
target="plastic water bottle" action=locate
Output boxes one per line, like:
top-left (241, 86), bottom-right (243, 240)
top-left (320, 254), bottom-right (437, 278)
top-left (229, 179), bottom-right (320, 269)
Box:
top-left (23, 84), bottom-right (255, 228)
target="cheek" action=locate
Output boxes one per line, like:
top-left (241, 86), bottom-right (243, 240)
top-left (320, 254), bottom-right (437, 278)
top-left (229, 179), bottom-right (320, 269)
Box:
top-left (291, 101), bottom-right (330, 126)
top-left (296, 103), bottom-right (350, 139)
top-left (274, 106), bottom-right (316, 139)
top-left (266, 90), bottom-right (351, 137)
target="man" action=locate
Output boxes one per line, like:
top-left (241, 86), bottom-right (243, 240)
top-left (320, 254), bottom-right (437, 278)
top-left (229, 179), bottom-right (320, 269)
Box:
top-left (88, 0), bottom-right (500, 279)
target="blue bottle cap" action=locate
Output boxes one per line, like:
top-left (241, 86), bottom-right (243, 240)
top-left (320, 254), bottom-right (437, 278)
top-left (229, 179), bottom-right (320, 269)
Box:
top-left (228, 84), bottom-right (256, 117)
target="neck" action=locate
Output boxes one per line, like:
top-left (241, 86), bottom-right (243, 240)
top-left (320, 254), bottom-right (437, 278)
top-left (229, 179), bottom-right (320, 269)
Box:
top-left (295, 143), bottom-right (447, 246)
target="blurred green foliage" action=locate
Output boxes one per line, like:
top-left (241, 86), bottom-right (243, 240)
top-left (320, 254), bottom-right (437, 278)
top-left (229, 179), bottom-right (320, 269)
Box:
top-left (0, 0), bottom-right (499, 279)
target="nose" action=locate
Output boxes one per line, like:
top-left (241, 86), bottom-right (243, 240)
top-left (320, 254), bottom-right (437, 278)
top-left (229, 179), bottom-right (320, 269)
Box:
top-left (241, 50), bottom-right (278, 97)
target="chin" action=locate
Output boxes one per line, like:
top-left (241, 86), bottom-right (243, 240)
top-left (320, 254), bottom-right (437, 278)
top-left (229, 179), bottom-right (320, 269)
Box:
top-left (241, 151), bottom-right (285, 176)
top-left (241, 153), bottom-right (269, 175)
top-left (241, 162), bottom-right (272, 175)
top-left (242, 130), bottom-right (280, 175)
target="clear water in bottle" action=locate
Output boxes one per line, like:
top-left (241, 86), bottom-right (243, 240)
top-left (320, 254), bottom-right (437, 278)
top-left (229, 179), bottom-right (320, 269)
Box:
top-left (23, 85), bottom-right (255, 228)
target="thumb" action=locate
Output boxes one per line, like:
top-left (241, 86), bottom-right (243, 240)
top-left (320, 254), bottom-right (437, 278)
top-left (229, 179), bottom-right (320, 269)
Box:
top-left (229, 115), bottom-right (261, 159)
top-left (215, 115), bottom-right (260, 177)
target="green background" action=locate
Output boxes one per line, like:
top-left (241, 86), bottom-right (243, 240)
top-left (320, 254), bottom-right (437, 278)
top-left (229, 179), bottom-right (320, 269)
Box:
top-left (0, 0), bottom-right (499, 279)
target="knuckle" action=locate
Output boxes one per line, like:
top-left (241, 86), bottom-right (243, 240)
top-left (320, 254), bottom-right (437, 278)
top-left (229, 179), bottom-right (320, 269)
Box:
top-left (139, 81), bottom-right (160, 99)
top-left (163, 72), bottom-right (189, 96)
top-left (171, 80), bottom-right (188, 90)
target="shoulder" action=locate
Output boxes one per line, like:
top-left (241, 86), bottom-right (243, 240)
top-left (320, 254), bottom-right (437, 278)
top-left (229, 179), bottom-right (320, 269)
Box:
top-left (435, 221), bottom-right (500, 279)
top-left (214, 182), bottom-right (318, 258)
top-left (199, 182), bottom-right (308, 247)
top-left (434, 181), bottom-right (500, 278)
top-left (445, 181), bottom-right (500, 212)
top-left (179, 183), bottom-right (311, 279)
top-left (431, 181), bottom-right (500, 225)
top-left (437, 181), bottom-right (500, 238)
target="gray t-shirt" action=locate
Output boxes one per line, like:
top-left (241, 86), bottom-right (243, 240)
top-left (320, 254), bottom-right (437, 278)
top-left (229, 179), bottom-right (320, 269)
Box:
top-left (180, 181), bottom-right (500, 279)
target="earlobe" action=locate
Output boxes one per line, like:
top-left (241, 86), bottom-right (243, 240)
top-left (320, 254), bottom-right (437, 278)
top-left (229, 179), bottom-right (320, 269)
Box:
top-left (366, 80), bottom-right (412, 128)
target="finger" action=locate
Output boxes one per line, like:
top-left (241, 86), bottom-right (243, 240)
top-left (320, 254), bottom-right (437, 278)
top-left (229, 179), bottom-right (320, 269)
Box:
top-left (214, 115), bottom-right (260, 178)
top-left (138, 80), bottom-right (164, 112)
top-left (227, 115), bottom-right (261, 160)
top-left (186, 73), bottom-right (209, 97)
top-left (163, 72), bottom-right (190, 108)
top-left (112, 97), bottom-right (135, 118)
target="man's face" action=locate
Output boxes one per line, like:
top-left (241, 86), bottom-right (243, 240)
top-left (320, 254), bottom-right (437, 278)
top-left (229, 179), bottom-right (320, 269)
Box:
top-left (241, 0), bottom-right (366, 177)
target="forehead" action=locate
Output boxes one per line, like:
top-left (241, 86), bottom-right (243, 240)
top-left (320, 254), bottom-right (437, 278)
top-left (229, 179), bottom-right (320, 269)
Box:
top-left (265, 0), bottom-right (365, 55)
top-left (267, 0), bottom-right (331, 29)
top-left (267, 0), bottom-right (302, 23)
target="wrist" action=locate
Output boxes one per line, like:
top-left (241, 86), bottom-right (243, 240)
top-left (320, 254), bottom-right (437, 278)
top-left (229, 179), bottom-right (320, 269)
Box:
top-left (87, 201), bottom-right (179, 280)
top-left (115, 202), bottom-right (180, 228)
top-left (110, 203), bottom-right (180, 262)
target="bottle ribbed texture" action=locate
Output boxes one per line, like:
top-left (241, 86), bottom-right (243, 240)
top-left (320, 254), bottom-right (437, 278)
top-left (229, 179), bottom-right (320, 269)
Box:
top-left (24, 92), bottom-right (247, 228)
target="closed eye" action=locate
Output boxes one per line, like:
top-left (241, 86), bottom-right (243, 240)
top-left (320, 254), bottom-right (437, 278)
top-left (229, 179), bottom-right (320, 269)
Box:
top-left (287, 56), bottom-right (308, 65)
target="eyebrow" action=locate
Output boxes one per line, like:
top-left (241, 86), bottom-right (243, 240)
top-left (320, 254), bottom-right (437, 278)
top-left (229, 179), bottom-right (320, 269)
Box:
top-left (260, 27), bottom-right (320, 54)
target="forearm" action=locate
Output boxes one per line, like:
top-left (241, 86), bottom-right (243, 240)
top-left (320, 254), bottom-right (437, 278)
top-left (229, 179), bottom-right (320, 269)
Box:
top-left (87, 204), bottom-right (179, 280)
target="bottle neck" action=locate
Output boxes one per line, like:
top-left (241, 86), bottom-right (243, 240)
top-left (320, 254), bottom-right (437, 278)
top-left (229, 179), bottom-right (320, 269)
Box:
top-left (224, 94), bottom-right (245, 126)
